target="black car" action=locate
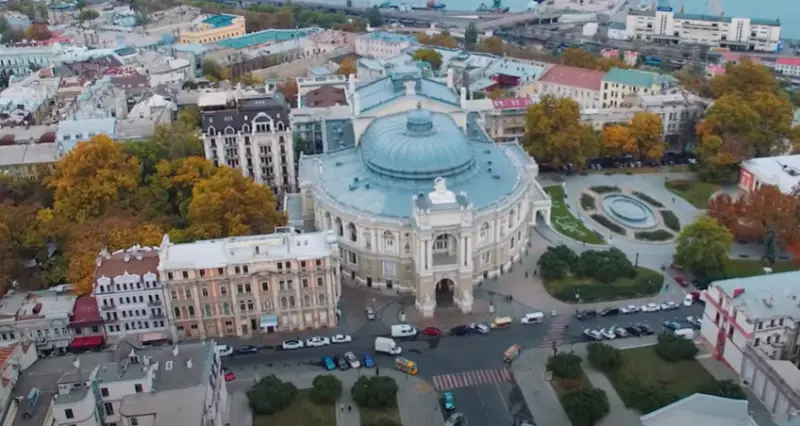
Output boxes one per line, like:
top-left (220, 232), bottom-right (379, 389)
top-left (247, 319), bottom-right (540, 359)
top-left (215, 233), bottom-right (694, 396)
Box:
top-left (575, 309), bottom-right (597, 321)
top-left (599, 307), bottom-right (620, 316)
top-left (624, 325), bottom-right (642, 337)
top-left (449, 325), bottom-right (471, 336)
top-left (635, 324), bottom-right (655, 335)
top-left (336, 356), bottom-right (349, 370)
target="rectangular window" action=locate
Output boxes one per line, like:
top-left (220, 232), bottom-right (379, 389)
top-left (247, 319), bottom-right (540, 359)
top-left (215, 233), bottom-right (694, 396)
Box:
top-left (302, 279), bottom-right (309, 288)
top-left (199, 269), bottom-right (205, 277)
top-left (261, 282), bottom-right (269, 291)
top-left (131, 418), bottom-right (139, 426)
top-left (317, 277), bottom-right (324, 287)
top-left (104, 402), bottom-right (115, 415)
top-left (182, 271), bottom-right (188, 279)
top-left (65, 409), bottom-right (74, 419)
top-left (202, 288), bottom-right (208, 297)
top-left (135, 384), bottom-right (143, 393)
top-left (237, 285), bottom-right (244, 294)
top-left (245, 284), bottom-right (252, 293)
top-left (101, 388), bottom-right (109, 397)
top-left (221, 286), bottom-right (227, 295)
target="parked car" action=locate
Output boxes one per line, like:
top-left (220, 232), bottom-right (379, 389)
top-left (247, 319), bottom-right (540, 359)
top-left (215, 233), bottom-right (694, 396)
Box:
top-left (599, 328), bottom-right (617, 339)
top-left (621, 305), bottom-right (640, 314)
top-left (444, 412), bottom-right (466, 426)
top-left (443, 392), bottom-right (455, 410)
top-left (583, 329), bottom-right (603, 341)
top-left (423, 327), bottom-right (444, 337)
top-left (663, 320), bottom-right (682, 330)
top-left (612, 327), bottom-right (629, 338)
top-left (223, 369), bottom-right (235, 381)
top-left (344, 351), bottom-right (361, 368)
top-left (675, 275), bottom-right (687, 287)
top-left (635, 324), bottom-right (654, 335)
top-left (469, 323), bottom-right (490, 334)
top-left (216, 345), bottom-right (233, 357)
top-left (641, 303), bottom-right (661, 313)
top-left (363, 354), bottom-right (375, 368)
top-left (686, 316), bottom-right (702, 328)
top-left (366, 307), bottom-right (376, 320)
top-left (306, 336), bottom-right (331, 347)
top-left (322, 356), bottom-right (336, 370)
top-left (575, 309), bottom-right (597, 321)
top-left (234, 345), bottom-right (259, 355)
top-left (282, 340), bottom-right (305, 350)
top-left (661, 301), bottom-right (680, 311)
top-left (624, 325), bottom-right (642, 336)
top-left (336, 356), bottom-right (349, 370)
top-left (331, 334), bottom-right (352, 344)
top-left (449, 325), bottom-right (471, 336)
top-left (599, 307), bottom-right (620, 316)
top-left (683, 294), bottom-right (694, 307)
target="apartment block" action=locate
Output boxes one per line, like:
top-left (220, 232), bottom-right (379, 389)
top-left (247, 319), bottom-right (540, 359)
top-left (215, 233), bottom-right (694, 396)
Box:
top-left (158, 229), bottom-right (341, 341)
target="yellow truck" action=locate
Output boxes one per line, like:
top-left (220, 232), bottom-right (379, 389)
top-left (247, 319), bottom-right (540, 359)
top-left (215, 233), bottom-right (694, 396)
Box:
top-left (395, 357), bottom-right (418, 375)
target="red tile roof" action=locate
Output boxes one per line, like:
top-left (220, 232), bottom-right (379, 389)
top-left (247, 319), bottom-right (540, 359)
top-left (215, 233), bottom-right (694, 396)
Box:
top-left (94, 248), bottom-right (159, 281)
top-left (0, 347), bottom-right (13, 368)
top-left (70, 296), bottom-right (102, 325)
top-left (538, 65), bottom-right (606, 91)
top-left (492, 97), bottom-right (533, 110)
top-left (776, 58), bottom-right (800, 67)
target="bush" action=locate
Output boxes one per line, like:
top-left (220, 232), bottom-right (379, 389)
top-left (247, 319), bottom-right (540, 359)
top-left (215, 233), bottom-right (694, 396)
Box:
top-left (587, 343), bottom-right (622, 372)
top-left (660, 210), bottom-right (681, 232)
top-left (550, 269), bottom-right (662, 303)
top-left (352, 376), bottom-right (398, 409)
top-left (310, 374), bottom-right (343, 404)
top-left (590, 185), bottom-right (620, 194)
top-left (580, 193), bottom-right (596, 210)
top-left (578, 248), bottom-right (636, 283)
top-left (697, 379), bottom-right (747, 400)
top-left (667, 180), bottom-right (692, 191)
top-left (614, 378), bottom-right (679, 414)
top-left (547, 352), bottom-right (583, 379)
top-left (655, 333), bottom-right (699, 362)
top-left (635, 230), bottom-right (674, 241)
top-left (246, 375), bottom-right (298, 415)
top-left (591, 214), bottom-right (626, 235)
top-left (561, 388), bottom-right (610, 426)
top-left (538, 245), bottom-right (580, 280)
top-left (633, 191), bottom-right (664, 207)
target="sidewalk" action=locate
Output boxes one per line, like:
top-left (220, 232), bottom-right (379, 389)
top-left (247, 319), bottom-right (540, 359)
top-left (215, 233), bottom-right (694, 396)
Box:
top-left (511, 348), bottom-right (572, 426)
top-left (335, 383), bottom-right (360, 426)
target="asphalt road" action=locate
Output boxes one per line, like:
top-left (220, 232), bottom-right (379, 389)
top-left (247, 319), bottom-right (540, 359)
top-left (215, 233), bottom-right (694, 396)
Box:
top-left (564, 303), bottom-right (706, 342)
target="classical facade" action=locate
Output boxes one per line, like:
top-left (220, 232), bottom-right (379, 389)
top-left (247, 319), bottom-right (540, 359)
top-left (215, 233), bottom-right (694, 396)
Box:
top-left (158, 230), bottom-right (341, 340)
top-left (294, 69), bottom-right (552, 317)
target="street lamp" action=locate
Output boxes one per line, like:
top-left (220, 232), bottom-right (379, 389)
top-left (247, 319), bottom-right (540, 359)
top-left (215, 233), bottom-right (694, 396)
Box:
top-left (635, 252), bottom-right (639, 268)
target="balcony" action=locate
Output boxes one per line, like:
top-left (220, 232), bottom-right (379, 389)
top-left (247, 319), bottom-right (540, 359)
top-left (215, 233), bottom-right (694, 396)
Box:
top-left (150, 312), bottom-right (165, 319)
top-left (101, 304), bottom-right (116, 311)
top-left (147, 300), bottom-right (163, 307)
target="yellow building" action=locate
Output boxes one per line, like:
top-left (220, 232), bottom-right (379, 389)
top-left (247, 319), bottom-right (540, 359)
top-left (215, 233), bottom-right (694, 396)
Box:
top-left (179, 14), bottom-right (246, 45)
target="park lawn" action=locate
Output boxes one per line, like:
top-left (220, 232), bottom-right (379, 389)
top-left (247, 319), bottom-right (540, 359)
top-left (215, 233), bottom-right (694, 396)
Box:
top-left (543, 185), bottom-right (605, 244)
top-left (727, 259), bottom-right (799, 278)
top-left (544, 267), bottom-right (663, 303)
top-left (360, 406), bottom-right (402, 426)
top-left (608, 346), bottom-right (715, 408)
top-left (664, 180), bottom-right (720, 208)
top-left (551, 370), bottom-right (593, 396)
top-left (253, 390), bottom-right (336, 426)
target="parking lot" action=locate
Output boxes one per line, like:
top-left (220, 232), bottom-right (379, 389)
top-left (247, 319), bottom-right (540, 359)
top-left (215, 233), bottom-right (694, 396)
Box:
top-left (563, 302), bottom-right (706, 343)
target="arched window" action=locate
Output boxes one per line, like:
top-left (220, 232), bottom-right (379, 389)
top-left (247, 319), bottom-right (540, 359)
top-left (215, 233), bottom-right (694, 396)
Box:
top-left (187, 306), bottom-right (195, 317)
top-left (173, 306), bottom-right (181, 319)
top-left (303, 294), bottom-right (311, 307)
top-left (383, 231), bottom-right (394, 252)
top-left (277, 121), bottom-right (285, 131)
top-left (434, 234), bottom-right (449, 250)
top-left (325, 212), bottom-right (332, 229)
top-left (242, 124), bottom-right (250, 133)
top-left (508, 209), bottom-right (515, 227)
top-left (207, 126), bottom-right (216, 135)
top-left (348, 222), bottom-right (357, 242)
top-left (280, 297), bottom-right (288, 309)
top-left (289, 296), bottom-right (296, 308)
top-left (318, 294), bottom-right (326, 306)
top-left (480, 222), bottom-right (490, 240)
top-left (405, 242), bottom-right (411, 254)
top-left (335, 218), bottom-right (343, 237)
top-left (223, 303), bottom-right (230, 314)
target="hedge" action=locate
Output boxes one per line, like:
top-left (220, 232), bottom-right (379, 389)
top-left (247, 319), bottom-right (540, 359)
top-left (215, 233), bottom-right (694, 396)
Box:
top-left (660, 210), bottom-right (680, 232)
top-left (590, 185), bottom-right (620, 194)
top-left (635, 230), bottom-right (674, 241)
top-left (580, 193), bottom-right (596, 210)
top-left (591, 214), bottom-right (626, 235)
top-left (633, 191), bottom-right (664, 208)
top-left (550, 269), bottom-right (663, 303)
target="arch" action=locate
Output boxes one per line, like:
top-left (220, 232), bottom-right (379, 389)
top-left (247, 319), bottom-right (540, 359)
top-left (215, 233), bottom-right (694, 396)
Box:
top-left (432, 233), bottom-right (458, 266)
top-left (347, 222), bottom-right (357, 242)
top-left (207, 126), bottom-right (216, 135)
top-left (242, 124), bottom-right (250, 133)
top-left (187, 306), bottom-right (195, 317)
top-left (277, 121), bottom-right (285, 131)
top-left (435, 278), bottom-right (455, 307)
top-left (173, 306), bottom-right (181, 318)
top-left (325, 211), bottom-right (332, 230)
top-left (335, 218), bottom-right (343, 237)
top-left (280, 297), bottom-right (288, 309)
top-left (224, 126), bottom-right (236, 134)
top-left (508, 208), bottom-right (515, 228)
top-left (289, 296), bottom-right (296, 308)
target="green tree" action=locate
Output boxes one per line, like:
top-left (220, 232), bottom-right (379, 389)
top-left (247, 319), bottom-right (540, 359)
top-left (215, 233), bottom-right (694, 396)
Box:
top-left (201, 58), bottom-right (228, 82)
top-left (546, 352), bottom-right (583, 379)
top-left (365, 6), bottom-right (383, 27)
top-left (674, 216), bottom-right (732, 283)
top-left (352, 376), bottom-right (398, 409)
top-left (560, 388), bottom-right (610, 426)
top-left (246, 375), bottom-right (297, 415)
top-left (698, 379), bottom-right (747, 400)
top-left (476, 36), bottom-right (504, 55)
top-left (464, 22), bottom-right (478, 49)
top-left (578, 248), bottom-right (635, 283)
top-left (561, 48), bottom-right (597, 69)
top-left (537, 245), bottom-right (579, 280)
top-left (615, 378), bottom-right (679, 414)
top-left (586, 343), bottom-right (622, 373)
top-left (411, 48), bottom-right (443, 70)
top-left (337, 57), bottom-right (357, 76)
top-left (523, 95), bottom-right (599, 168)
top-left (310, 374), bottom-right (343, 404)
top-left (78, 9), bottom-right (100, 22)
top-left (655, 333), bottom-right (699, 362)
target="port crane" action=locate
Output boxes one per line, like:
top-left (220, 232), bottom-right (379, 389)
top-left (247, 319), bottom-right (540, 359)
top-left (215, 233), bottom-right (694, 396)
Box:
top-left (705, 0), bottom-right (724, 16)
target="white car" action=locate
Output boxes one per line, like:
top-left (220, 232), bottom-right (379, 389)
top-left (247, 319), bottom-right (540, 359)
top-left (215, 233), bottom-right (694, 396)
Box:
top-left (599, 328), bottom-right (616, 339)
top-left (661, 301), bottom-right (679, 311)
top-left (344, 351), bottom-right (361, 368)
top-left (621, 305), bottom-right (640, 314)
top-left (683, 294), bottom-right (694, 307)
top-left (305, 336), bottom-right (331, 347)
top-left (583, 329), bottom-right (603, 341)
top-left (331, 334), bottom-right (352, 344)
top-left (641, 303), bottom-right (661, 312)
top-left (216, 344), bottom-right (233, 357)
top-left (281, 340), bottom-right (305, 350)
top-left (470, 323), bottom-right (491, 334)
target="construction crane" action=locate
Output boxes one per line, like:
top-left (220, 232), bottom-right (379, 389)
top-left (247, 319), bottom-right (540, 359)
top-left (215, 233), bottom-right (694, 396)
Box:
top-left (706, 0), bottom-right (724, 16)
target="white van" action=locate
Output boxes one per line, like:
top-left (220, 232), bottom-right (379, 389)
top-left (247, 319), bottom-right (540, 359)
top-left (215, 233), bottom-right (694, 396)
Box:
top-left (391, 324), bottom-right (418, 338)
top-left (521, 312), bottom-right (545, 325)
top-left (674, 328), bottom-right (695, 340)
top-left (375, 337), bottom-right (402, 355)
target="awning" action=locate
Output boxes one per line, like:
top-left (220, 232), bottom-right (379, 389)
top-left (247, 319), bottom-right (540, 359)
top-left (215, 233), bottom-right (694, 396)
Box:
top-left (71, 335), bottom-right (104, 349)
top-left (139, 332), bottom-right (169, 343)
top-left (260, 314), bottom-right (278, 329)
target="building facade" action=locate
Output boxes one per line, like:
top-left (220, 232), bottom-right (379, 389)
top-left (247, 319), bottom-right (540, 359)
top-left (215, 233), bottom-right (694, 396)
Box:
top-left (775, 58), bottom-right (800, 78)
top-left (483, 97), bottom-right (533, 142)
top-left (14, 287), bottom-right (76, 354)
top-left (636, 91), bottom-right (709, 147)
top-left (199, 88), bottom-right (296, 202)
top-left (738, 155), bottom-right (800, 194)
top-left (178, 14), bottom-right (246, 44)
top-left (355, 32), bottom-right (416, 60)
top-left (293, 69), bottom-right (552, 317)
top-left (535, 65), bottom-right (605, 110)
top-left (625, 8), bottom-right (781, 52)
top-left (158, 230), bottom-right (341, 340)
top-left (600, 67), bottom-right (675, 108)
top-left (68, 296), bottom-right (106, 352)
top-left (0, 44), bottom-right (63, 77)
top-left (92, 245), bottom-right (171, 345)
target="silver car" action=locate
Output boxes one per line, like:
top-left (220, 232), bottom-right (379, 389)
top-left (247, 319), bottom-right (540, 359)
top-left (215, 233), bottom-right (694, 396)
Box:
top-left (366, 307), bottom-right (375, 320)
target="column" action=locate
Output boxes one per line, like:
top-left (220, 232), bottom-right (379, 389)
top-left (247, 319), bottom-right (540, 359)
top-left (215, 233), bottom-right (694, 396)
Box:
top-left (462, 236), bottom-right (468, 267)
top-left (426, 240), bottom-right (433, 270)
top-left (251, 275), bottom-right (262, 334)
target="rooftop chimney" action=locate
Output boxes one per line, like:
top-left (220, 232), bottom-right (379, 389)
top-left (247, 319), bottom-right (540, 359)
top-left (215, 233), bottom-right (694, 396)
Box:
top-left (732, 288), bottom-right (745, 298)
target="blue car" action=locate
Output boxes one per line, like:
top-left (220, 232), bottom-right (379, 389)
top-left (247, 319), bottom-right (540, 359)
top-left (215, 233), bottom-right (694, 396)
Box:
top-left (322, 356), bottom-right (336, 371)
top-left (234, 345), bottom-right (259, 355)
top-left (443, 392), bottom-right (455, 410)
top-left (363, 354), bottom-right (375, 368)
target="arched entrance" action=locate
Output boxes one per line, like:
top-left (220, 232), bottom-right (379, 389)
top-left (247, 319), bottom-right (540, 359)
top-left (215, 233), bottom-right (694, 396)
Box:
top-left (435, 279), bottom-right (455, 307)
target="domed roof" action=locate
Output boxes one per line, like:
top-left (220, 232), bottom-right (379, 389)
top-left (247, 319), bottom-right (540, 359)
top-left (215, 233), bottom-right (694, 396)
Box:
top-left (360, 105), bottom-right (475, 180)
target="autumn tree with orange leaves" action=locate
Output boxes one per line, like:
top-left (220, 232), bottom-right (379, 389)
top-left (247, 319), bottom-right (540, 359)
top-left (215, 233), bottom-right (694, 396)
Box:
top-left (600, 125), bottom-right (636, 157)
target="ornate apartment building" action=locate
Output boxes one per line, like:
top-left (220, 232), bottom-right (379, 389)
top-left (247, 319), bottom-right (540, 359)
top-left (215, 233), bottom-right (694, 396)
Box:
top-left (157, 229), bottom-right (341, 341)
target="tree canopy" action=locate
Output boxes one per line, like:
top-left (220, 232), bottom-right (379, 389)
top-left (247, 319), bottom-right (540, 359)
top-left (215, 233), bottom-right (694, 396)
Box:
top-left (561, 48), bottom-right (629, 71)
top-left (337, 57), bottom-right (357, 76)
top-left (411, 48), bottom-right (442, 70)
top-left (277, 78), bottom-right (298, 107)
top-left (476, 36), bottom-right (504, 55)
top-left (351, 376), bottom-right (398, 409)
top-left (247, 375), bottom-right (297, 415)
top-left (561, 388), bottom-right (610, 426)
top-left (674, 216), bottom-right (732, 284)
top-left (417, 31), bottom-right (458, 49)
top-left (523, 95), bottom-right (599, 168)
top-left (464, 22), bottom-right (478, 49)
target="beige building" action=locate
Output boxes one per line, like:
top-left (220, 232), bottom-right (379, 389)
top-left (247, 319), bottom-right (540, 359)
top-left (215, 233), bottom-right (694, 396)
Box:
top-left (601, 68), bottom-right (676, 109)
top-left (158, 229), bottom-right (341, 340)
top-left (535, 65), bottom-right (605, 110)
top-left (483, 96), bottom-right (533, 142)
top-left (178, 14), bottom-right (245, 45)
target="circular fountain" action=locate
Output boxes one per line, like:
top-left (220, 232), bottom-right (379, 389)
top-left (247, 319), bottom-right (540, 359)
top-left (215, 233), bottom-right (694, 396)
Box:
top-left (601, 194), bottom-right (658, 229)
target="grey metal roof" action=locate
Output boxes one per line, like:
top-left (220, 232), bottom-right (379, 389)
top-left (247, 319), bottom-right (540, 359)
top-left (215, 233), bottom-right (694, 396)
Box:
top-left (640, 393), bottom-right (753, 426)
top-left (356, 71), bottom-right (460, 113)
top-left (201, 92), bottom-right (289, 132)
top-left (713, 271), bottom-right (800, 320)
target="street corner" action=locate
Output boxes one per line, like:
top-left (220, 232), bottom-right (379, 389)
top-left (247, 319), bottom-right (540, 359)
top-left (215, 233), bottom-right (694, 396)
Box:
top-left (413, 379), bottom-right (436, 395)
top-left (401, 301), bottom-right (494, 331)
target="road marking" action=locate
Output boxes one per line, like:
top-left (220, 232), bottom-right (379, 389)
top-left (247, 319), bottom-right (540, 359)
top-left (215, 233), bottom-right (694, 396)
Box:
top-left (432, 368), bottom-right (514, 391)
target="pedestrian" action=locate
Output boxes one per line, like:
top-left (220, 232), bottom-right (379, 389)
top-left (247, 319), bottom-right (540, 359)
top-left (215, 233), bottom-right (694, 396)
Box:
top-left (340, 403), bottom-right (345, 412)
top-left (375, 367), bottom-right (380, 376)
top-left (347, 405), bottom-right (352, 413)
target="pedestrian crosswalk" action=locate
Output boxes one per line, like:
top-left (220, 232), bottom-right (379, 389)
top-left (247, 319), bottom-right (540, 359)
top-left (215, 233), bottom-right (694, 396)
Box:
top-left (432, 368), bottom-right (513, 391)
top-left (539, 314), bottom-right (572, 348)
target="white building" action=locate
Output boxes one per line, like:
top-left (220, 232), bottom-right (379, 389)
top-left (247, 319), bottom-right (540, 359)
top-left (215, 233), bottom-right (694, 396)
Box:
top-left (625, 8), bottom-right (781, 52)
top-left (92, 245), bottom-right (171, 345)
top-left (14, 287), bottom-right (76, 354)
top-left (535, 65), bottom-right (605, 110)
top-left (738, 154), bottom-right (800, 194)
top-left (640, 393), bottom-right (758, 426)
top-left (199, 87), bottom-right (296, 202)
top-left (355, 31), bottom-right (416, 60)
top-left (775, 58), bottom-right (800, 78)
top-left (158, 230), bottom-right (341, 340)
top-left (699, 272), bottom-right (800, 420)
top-left (45, 341), bottom-right (228, 426)
top-left (635, 91), bottom-right (709, 146)
top-left (290, 68), bottom-right (552, 317)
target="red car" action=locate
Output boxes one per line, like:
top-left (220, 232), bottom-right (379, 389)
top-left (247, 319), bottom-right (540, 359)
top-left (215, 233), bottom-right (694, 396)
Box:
top-left (224, 370), bottom-right (235, 382)
top-left (422, 327), bottom-right (443, 337)
top-left (675, 275), bottom-right (687, 287)
top-left (690, 291), bottom-right (706, 303)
